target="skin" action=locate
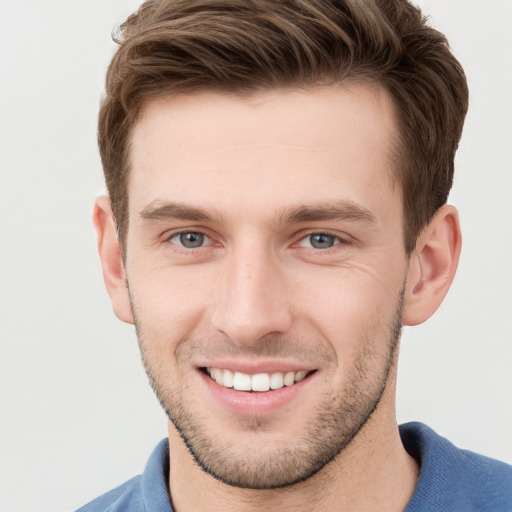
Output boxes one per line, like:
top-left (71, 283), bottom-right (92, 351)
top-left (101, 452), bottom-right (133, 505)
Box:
top-left (94, 84), bottom-right (461, 511)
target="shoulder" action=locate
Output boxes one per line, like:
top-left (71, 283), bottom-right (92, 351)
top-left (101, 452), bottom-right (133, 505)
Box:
top-left (74, 476), bottom-right (143, 512)
top-left (401, 422), bottom-right (512, 512)
top-left (74, 438), bottom-right (172, 512)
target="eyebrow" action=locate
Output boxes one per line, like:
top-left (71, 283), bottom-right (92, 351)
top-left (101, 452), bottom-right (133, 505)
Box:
top-left (138, 200), bottom-right (377, 226)
top-left (281, 201), bottom-right (377, 226)
top-left (139, 201), bottom-right (221, 223)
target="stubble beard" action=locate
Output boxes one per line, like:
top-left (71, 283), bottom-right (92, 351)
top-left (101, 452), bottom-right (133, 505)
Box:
top-left (133, 290), bottom-right (404, 490)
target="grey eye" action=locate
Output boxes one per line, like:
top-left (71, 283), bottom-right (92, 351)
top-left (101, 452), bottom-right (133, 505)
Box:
top-left (171, 231), bottom-right (207, 248)
top-left (305, 233), bottom-right (338, 249)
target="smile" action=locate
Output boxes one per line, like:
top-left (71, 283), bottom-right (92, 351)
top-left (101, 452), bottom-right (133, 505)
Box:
top-left (205, 367), bottom-right (313, 392)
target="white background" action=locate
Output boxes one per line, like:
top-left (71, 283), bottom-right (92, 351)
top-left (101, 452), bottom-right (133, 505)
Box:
top-left (0, 1), bottom-right (511, 511)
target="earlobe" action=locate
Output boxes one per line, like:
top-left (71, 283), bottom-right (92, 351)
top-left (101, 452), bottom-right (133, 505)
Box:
top-left (93, 196), bottom-right (134, 324)
top-left (403, 205), bottom-right (462, 326)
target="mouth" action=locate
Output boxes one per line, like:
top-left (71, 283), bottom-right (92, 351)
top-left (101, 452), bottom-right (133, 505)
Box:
top-left (203, 367), bottom-right (315, 392)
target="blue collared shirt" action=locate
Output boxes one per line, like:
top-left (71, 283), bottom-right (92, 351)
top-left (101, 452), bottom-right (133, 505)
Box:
top-left (76, 422), bottom-right (512, 511)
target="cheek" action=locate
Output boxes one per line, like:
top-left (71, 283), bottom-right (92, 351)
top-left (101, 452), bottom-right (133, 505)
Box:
top-left (297, 265), bottom-right (394, 314)
top-left (129, 264), bottom-right (215, 346)
top-left (291, 267), bottom-right (402, 351)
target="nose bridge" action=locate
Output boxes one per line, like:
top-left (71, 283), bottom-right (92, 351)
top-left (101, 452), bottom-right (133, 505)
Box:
top-left (211, 240), bottom-right (292, 346)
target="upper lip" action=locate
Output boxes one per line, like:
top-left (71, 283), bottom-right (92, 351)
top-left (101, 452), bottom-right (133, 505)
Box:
top-left (197, 359), bottom-right (316, 374)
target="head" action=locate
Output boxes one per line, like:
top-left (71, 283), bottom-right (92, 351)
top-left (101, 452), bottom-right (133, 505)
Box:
top-left (94, 0), bottom-right (466, 491)
top-left (98, 0), bottom-right (468, 257)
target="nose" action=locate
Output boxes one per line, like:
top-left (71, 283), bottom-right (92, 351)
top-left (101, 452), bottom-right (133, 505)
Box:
top-left (210, 245), bottom-right (293, 347)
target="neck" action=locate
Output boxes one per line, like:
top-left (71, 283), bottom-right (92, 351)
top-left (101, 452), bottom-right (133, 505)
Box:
top-left (167, 381), bottom-right (419, 512)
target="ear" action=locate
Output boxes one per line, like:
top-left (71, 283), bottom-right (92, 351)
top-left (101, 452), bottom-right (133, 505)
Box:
top-left (403, 205), bottom-right (462, 326)
top-left (93, 196), bottom-right (134, 324)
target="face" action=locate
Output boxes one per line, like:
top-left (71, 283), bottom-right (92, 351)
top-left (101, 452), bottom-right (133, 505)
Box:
top-left (124, 85), bottom-right (410, 488)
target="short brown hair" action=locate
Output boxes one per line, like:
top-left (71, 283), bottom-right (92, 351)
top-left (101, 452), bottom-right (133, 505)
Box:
top-left (98, 0), bottom-right (468, 254)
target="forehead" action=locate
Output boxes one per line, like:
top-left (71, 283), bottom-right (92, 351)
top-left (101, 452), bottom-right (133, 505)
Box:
top-left (128, 84), bottom-right (399, 222)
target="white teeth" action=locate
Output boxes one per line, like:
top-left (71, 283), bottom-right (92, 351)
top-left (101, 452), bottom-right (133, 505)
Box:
top-left (251, 373), bottom-right (270, 392)
top-left (270, 372), bottom-right (284, 390)
top-left (294, 370), bottom-right (308, 382)
top-left (284, 371), bottom-right (295, 386)
top-left (206, 368), bottom-right (310, 392)
top-left (233, 372), bottom-right (252, 391)
top-left (223, 369), bottom-right (234, 388)
top-left (215, 369), bottom-right (224, 386)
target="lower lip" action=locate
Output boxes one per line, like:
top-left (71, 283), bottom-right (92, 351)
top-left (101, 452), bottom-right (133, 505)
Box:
top-left (198, 370), bottom-right (315, 416)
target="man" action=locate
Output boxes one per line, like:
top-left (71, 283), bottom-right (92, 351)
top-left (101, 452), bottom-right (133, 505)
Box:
top-left (80, 0), bottom-right (512, 510)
